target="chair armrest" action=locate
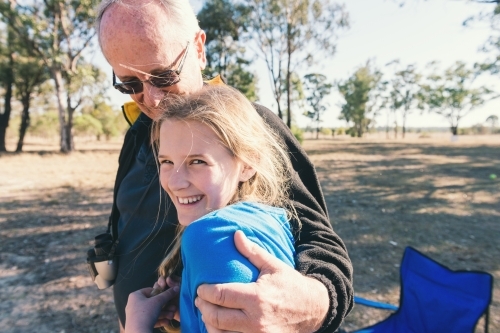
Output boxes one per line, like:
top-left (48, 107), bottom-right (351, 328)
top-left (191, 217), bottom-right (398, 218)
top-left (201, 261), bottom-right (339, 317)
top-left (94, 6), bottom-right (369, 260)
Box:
top-left (354, 296), bottom-right (398, 311)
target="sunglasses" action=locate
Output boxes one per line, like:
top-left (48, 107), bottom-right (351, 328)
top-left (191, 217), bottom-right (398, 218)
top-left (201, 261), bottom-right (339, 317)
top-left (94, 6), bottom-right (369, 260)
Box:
top-left (113, 41), bottom-right (190, 94)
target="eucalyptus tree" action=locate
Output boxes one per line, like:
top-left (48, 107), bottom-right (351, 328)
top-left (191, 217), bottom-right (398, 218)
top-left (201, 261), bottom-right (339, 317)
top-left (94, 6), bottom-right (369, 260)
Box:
top-left (386, 61), bottom-right (424, 138)
top-left (0, 0), bottom-right (15, 152)
top-left (2, 0), bottom-right (96, 152)
top-left (486, 114), bottom-right (498, 130)
top-left (303, 73), bottom-right (332, 139)
top-left (198, 0), bottom-right (258, 101)
top-left (421, 61), bottom-right (495, 135)
top-left (13, 54), bottom-right (50, 152)
top-left (338, 62), bottom-right (382, 137)
top-left (246, 0), bottom-right (348, 127)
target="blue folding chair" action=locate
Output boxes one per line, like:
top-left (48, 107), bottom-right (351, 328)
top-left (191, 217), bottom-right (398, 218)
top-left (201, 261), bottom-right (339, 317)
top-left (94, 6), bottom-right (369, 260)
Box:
top-left (352, 247), bottom-right (493, 333)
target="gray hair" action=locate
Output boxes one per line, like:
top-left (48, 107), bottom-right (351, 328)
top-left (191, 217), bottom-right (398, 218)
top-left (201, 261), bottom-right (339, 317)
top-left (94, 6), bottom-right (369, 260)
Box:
top-left (95, 0), bottom-right (201, 49)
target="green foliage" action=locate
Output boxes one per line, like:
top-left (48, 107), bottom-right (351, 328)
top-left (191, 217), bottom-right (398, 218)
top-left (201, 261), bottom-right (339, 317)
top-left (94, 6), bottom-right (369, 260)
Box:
top-left (486, 114), bottom-right (499, 128)
top-left (291, 125), bottom-right (304, 144)
top-left (84, 102), bottom-right (127, 140)
top-left (336, 127), bottom-right (346, 135)
top-left (28, 112), bottom-right (59, 138)
top-left (421, 61), bottom-right (495, 135)
top-left (320, 127), bottom-right (332, 136)
top-left (198, 0), bottom-right (258, 101)
top-left (1, 0), bottom-right (97, 152)
top-left (338, 62), bottom-right (382, 137)
top-left (303, 73), bottom-right (333, 139)
top-left (73, 114), bottom-right (103, 137)
top-left (246, 0), bottom-right (349, 126)
top-left (385, 61), bottom-right (424, 138)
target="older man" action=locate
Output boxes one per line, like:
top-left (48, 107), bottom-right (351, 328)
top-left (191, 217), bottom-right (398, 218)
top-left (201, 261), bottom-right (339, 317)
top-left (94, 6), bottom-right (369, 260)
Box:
top-left (96, 0), bottom-right (353, 332)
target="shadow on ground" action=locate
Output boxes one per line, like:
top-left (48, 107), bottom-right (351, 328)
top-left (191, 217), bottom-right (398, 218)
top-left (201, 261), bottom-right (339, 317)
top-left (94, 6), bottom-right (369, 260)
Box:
top-left (0, 186), bottom-right (118, 333)
top-left (1, 138), bottom-right (498, 332)
top-left (304, 139), bottom-right (500, 332)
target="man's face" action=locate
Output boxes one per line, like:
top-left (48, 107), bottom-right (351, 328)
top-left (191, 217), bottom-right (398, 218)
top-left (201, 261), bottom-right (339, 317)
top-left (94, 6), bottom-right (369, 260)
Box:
top-left (99, 1), bottom-right (207, 119)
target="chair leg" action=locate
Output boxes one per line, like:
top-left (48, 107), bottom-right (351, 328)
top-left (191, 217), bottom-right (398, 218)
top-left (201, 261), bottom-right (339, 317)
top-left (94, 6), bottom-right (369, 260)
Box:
top-left (484, 307), bottom-right (489, 333)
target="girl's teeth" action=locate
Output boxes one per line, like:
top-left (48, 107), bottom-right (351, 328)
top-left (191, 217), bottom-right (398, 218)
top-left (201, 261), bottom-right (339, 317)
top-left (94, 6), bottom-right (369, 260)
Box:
top-left (179, 196), bottom-right (201, 204)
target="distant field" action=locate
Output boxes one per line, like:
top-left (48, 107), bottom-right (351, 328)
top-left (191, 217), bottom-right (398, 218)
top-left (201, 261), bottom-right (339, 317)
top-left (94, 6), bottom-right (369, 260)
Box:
top-left (0, 134), bottom-right (498, 332)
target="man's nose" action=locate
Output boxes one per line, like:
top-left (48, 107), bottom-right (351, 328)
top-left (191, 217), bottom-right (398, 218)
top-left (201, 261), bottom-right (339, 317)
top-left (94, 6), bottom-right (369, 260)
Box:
top-left (142, 84), bottom-right (165, 108)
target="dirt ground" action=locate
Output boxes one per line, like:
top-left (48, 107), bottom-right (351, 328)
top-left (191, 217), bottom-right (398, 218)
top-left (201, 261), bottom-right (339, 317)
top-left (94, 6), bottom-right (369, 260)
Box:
top-left (0, 134), bottom-right (498, 333)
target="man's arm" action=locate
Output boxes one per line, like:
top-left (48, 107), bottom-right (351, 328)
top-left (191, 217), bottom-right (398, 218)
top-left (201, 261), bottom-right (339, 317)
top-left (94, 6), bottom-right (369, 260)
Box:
top-left (196, 231), bottom-right (330, 333)
top-left (195, 104), bottom-right (353, 332)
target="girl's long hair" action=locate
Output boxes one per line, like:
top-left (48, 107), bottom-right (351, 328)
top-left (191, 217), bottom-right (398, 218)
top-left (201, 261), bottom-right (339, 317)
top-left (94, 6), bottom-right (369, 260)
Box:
top-left (151, 85), bottom-right (298, 332)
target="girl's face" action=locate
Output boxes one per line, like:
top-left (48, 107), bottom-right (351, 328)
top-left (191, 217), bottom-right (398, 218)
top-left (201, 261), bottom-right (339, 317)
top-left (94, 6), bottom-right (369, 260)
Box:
top-left (158, 119), bottom-right (255, 226)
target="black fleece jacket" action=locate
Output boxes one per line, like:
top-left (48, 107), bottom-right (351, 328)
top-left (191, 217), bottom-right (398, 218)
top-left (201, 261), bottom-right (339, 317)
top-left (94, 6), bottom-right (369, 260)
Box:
top-left (108, 104), bottom-right (353, 332)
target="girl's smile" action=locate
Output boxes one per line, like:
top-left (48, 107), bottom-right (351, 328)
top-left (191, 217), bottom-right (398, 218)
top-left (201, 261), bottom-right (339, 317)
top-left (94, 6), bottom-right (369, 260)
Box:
top-left (158, 119), bottom-right (255, 226)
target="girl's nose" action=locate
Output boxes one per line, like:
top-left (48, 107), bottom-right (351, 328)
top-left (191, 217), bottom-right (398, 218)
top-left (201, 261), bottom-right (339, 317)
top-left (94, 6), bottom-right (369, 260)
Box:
top-left (168, 166), bottom-right (190, 191)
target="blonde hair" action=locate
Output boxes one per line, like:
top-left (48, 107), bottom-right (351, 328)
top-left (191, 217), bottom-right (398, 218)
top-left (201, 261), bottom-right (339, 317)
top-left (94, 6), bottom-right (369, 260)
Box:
top-left (151, 85), bottom-right (298, 332)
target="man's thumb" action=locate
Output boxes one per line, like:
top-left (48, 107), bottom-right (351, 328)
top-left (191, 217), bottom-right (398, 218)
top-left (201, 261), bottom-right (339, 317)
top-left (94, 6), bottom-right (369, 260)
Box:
top-left (233, 230), bottom-right (282, 274)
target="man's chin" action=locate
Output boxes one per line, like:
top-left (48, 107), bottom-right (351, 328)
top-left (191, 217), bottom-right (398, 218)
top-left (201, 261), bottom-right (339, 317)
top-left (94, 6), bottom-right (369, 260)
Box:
top-left (139, 107), bottom-right (162, 120)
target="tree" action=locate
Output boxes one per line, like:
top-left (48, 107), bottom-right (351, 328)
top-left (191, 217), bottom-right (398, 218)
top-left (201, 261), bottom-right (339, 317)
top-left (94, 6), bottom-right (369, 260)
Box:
top-left (82, 101), bottom-right (127, 140)
top-left (486, 114), bottom-right (498, 130)
top-left (338, 62), bottom-right (382, 137)
top-left (13, 54), bottom-right (50, 152)
top-left (303, 73), bottom-right (332, 139)
top-left (0, 0), bottom-right (15, 152)
top-left (386, 61), bottom-right (424, 138)
top-left (198, 0), bottom-right (258, 101)
top-left (2, 0), bottom-right (96, 153)
top-left (247, 0), bottom-right (348, 127)
top-left (421, 61), bottom-right (496, 135)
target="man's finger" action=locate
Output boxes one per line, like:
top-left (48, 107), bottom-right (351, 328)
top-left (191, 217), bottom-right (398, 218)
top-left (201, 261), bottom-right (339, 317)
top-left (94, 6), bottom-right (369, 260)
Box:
top-left (195, 296), bottom-right (246, 332)
top-left (197, 282), bottom-right (256, 309)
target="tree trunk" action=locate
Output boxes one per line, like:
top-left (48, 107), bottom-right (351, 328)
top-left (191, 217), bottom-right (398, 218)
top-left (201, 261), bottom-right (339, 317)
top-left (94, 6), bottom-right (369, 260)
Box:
top-left (0, 7), bottom-right (15, 153)
top-left (16, 96), bottom-right (31, 152)
top-left (52, 69), bottom-right (69, 153)
top-left (451, 126), bottom-right (458, 135)
top-left (386, 110), bottom-right (390, 139)
top-left (0, 74), bottom-right (13, 152)
top-left (65, 110), bottom-right (74, 151)
top-left (402, 111), bottom-right (407, 139)
top-left (286, 22), bottom-right (292, 129)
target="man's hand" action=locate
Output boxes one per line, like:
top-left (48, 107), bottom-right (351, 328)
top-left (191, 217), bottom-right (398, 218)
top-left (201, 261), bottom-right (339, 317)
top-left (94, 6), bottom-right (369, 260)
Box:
top-left (124, 285), bottom-right (179, 333)
top-left (195, 230), bottom-right (329, 333)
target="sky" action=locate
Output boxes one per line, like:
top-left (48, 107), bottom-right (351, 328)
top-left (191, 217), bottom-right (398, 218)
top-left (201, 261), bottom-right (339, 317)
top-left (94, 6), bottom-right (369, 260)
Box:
top-left (95, 0), bottom-right (500, 129)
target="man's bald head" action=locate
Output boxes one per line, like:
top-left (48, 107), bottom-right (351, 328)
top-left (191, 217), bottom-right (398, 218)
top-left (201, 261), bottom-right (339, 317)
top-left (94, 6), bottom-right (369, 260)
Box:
top-left (96, 0), bottom-right (200, 52)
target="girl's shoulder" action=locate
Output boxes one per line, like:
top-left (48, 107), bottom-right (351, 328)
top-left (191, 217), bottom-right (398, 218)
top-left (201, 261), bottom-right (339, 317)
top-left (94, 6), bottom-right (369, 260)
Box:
top-left (185, 201), bottom-right (291, 240)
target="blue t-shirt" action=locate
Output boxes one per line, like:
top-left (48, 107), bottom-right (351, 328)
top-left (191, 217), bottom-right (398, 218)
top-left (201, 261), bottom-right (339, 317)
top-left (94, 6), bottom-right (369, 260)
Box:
top-left (180, 201), bottom-right (296, 333)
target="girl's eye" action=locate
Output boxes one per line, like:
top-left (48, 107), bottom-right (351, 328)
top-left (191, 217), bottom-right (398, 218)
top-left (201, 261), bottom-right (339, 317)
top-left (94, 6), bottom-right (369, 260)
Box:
top-left (160, 160), bottom-right (173, 165)
top-left (191, 159), bottom-right (205, 165)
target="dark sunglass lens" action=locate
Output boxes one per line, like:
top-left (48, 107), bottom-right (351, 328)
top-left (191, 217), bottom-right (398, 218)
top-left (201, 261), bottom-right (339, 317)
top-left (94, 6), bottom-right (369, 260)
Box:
top-left (114, 82), bottom-right (143, 94)
top-left (150, 71), bottom-right (180, 88)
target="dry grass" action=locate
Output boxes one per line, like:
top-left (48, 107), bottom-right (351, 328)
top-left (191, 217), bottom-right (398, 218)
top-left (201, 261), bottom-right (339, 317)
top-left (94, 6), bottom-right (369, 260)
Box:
top-left (0, 134), bottom-right (498, 332)
top-left (303, 134), bottom-right (500, 332)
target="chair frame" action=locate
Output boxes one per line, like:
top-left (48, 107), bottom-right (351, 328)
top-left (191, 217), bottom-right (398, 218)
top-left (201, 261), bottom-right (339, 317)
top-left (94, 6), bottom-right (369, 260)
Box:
top-left (352, 246), bottom-right (494, 333)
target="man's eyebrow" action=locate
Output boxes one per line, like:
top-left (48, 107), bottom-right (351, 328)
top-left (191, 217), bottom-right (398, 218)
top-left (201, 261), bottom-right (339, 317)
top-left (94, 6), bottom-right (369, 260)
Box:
top-left (117, 75), bottom-right (139, 82)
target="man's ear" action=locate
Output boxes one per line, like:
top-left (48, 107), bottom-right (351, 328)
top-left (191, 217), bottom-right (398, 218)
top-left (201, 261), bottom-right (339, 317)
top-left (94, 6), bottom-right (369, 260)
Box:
top-left (239, 164), bottom-right (256, 183)
top-left (194, 30), bottom-right (207, 70)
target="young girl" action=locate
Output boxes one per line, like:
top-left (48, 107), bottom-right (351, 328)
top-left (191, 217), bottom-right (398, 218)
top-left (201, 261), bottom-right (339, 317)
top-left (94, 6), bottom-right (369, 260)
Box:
top-left (124, 85), bottom-right (299, 333)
